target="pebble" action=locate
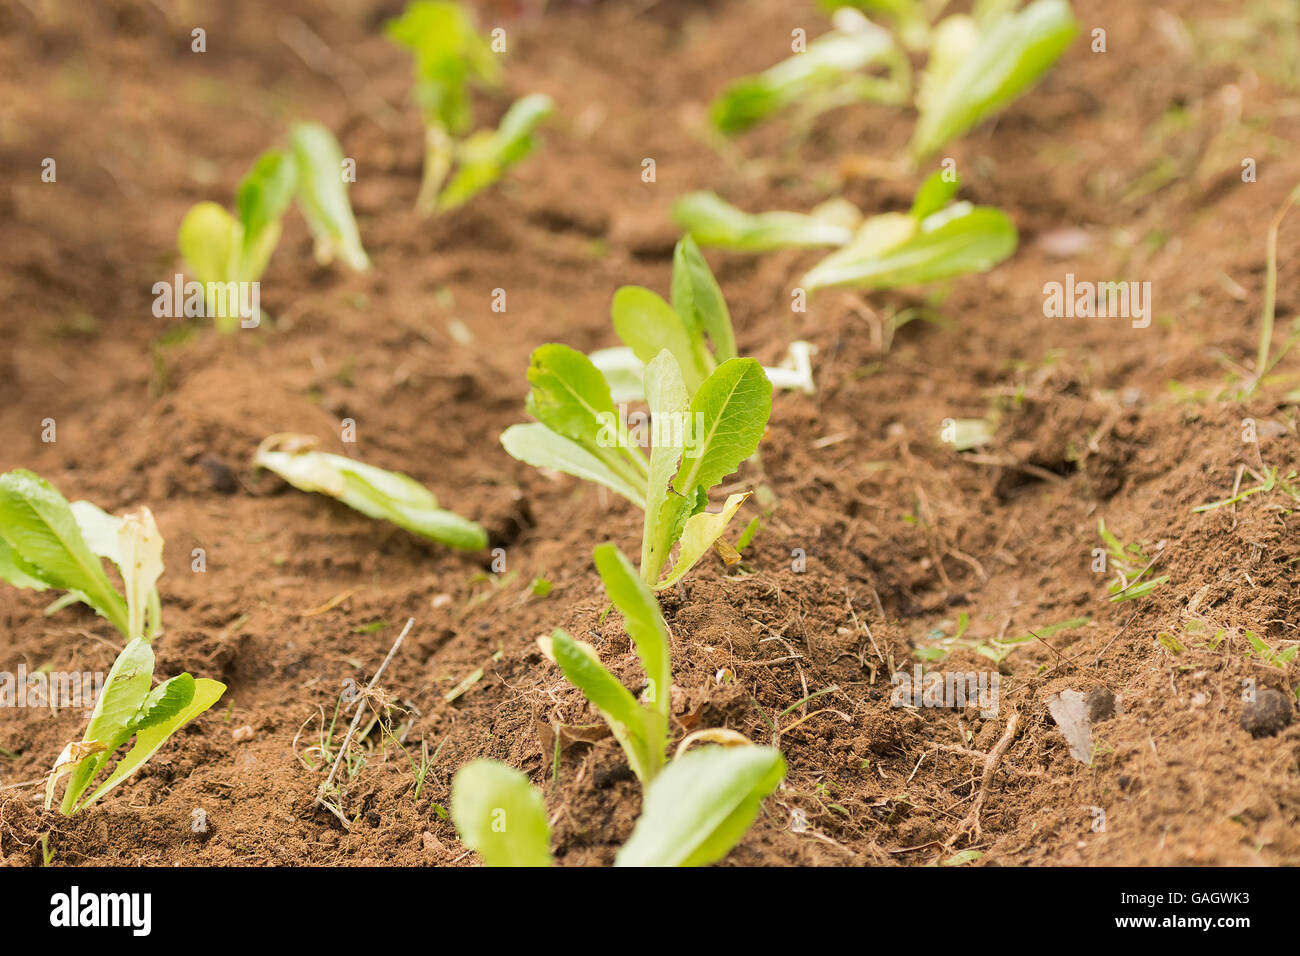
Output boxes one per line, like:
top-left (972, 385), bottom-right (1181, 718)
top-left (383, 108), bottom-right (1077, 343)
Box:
top-left (1240, 689), bottom-right (1292, 738)
top-left (1085, 686), bottom-right (1116, 721)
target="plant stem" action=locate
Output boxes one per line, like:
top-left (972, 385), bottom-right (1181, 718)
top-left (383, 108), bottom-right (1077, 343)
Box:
top-left (416, 124), bottom-right (453, 217)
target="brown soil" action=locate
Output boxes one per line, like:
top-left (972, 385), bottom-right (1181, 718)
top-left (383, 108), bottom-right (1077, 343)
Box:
top-left (2, 0), bottom-right (1299, 867)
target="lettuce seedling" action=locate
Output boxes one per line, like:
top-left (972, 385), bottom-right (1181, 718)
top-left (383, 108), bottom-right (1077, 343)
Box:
top-left (178, 149), bottom-right (295, 332)
top-left (502, 348), bottom-right (769, 588)
top-left (434, 93), bottom-right (555, 213)
top-left (177, 123), bottom-right (369, 332)
top-left (451, 743), bottom-right (785, 867)
top-left (673, 191), bottom-right (859, 253)
top-left (0, 471), bottom-right (163, 637)
top-left (0, 470), bottom-right (225, 815)
top-left (711, 8), bottom-right (908, 135)
top-left (538, 544), bottom-right (670, 783)
top-left (800, 171), bottom-right (1017, 290)
top-left (386, 1), bottom-right (552, 215)
top-left (502, 244), bottom-right (776, 586)
top-left (709, 0), bottom-right (1075, 165)
top-left (909, 0), bottom-right (1077, 161)
top-left (253, 434), bottom-right (488, 550)
top-left (676, 173), bottom-right (1016, 293)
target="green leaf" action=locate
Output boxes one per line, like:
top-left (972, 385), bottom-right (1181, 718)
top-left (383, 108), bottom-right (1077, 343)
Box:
top-left (672, 192), bottom-right (855, 252)
top-left (437, 93), bottom-right (554, 212)
top-left (68, 500), bottom-right (122, 564)
top-left (711, 18), bottom-right (897, 134)
top-left (177, 194), bottom-right (268, 333)
top-left (129, 673), bottom-right (196, 733)
top-left (504, 418), bottom-right (650, 509)
top-left (671, 236), bottom-right (736, 363)
top-left (641, 351), bottom-right (691, 580)
top-left (76, 676), bottom-right (225, 812)
top-left (501, 424), bottom-right (647, 509)
top-left (0, 537), bottom-right (49, 591)
top-left (910, 0), bottom-right (1078, 160)
top-left (801, 203), bottom-right (1017, 290)
top-left (909, 169), bottom-right (961, 219)
top-left (614, 745), bottom-right (786, 866)
top-left (385, 0), bottom-right (500, 134)
top-left (56, 637), bottom-right (156, 814)
top-left (177, 200), bottom-right (240, 286)
top-left (253, 436), bottom-right (487, 550)
top-left (611, 286), bottom-right (706, 395)
top-left (289, 122), bottom-right (371, 272)
top-left (548, 628), bottom-right (664, 782)
top-left (450, 760), bottom-right (552, 867)
top-left (525, 344), bottom-right (622, 451)
top-left (0, 470), bottom-right (128, 636)
top-left (235, 148), bottom-right (297, 261)
top-left (673, 358), bottom-right (772, 498)
top-left (593, 544), bottom-right (671, 719)
top-left (84, 639), bottom-right (156, 752)
top-left (654, 492), bottom-right (750, 590)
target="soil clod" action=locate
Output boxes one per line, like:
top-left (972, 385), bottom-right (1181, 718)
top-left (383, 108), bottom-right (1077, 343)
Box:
top-left (1240, 689), bottom-right (1293, 739)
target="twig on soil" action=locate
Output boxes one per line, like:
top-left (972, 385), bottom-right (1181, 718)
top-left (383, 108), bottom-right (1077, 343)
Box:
top-left (845, 590), bottom-right (885, 663)
top-left (1092, 611), bottom-right (1139, 667)
top-left (1028, 628), bottom-right (1085, 674)
top-left (906, 751), bottom-right (927, 784)
top-left (298, 586), bottom-right (365, 618)
top-left (315, 617), bottom-right (415, 825)
top-left (945, 708), bottom-right (1020, 849)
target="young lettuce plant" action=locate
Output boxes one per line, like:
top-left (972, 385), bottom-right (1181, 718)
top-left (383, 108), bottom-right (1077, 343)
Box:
top-left (0, 470), bottom-right (225, 815)
top-left (675, 172), bottom-right (1016, 294)
top-left (253, 434), bottom-right (488, 550)
top-left (451, 743), bottom-right (786, 867)
top-left (385, 1), bottom-right (553, 215)
top-left (909, 0), bottom-right (1078, 162)
top-left (672, 191), bottom-right (860, 253)
top-left (501, 259), bottom-right (773, 589)
top-left (800, 170), bottom-right (1017, 291)
top-left (177, 122), bottom-right (369, 331)
top-left (538, 544), bottom-right (671, 783)
top-left (435, 93), bottom-right (555, 213)
top-left (711, 0), bottom-right (1076, 167)
top-left (502, 343), bottom-right (769, 588)
top-left (711, 8), bottom-right (908, 136)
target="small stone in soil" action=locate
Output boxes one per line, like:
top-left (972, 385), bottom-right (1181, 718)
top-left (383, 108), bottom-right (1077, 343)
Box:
top-left (1085, 686), bottom-right (1115, 722)
top-left (199, 456), bottom-right (237, 493)
top-left (1240, 689), bottom-right (1292, 738)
